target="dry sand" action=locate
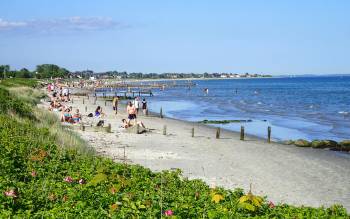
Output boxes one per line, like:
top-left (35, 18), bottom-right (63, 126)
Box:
top-left (40, 95), bottom-right (350, 210)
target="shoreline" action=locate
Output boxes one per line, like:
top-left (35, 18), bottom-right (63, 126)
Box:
top-left (40, 91), bottom-right (350, 210)
top-left (144, 104), bottom-right (269, 143)
top-left (87, 77), bottom-right (350, 142)
top-left (135, 101), bottom-right (350, 155)
top-left (135, 97), bottom-right (350, 143)
top-left (101, 76), bottom-right (284, 84)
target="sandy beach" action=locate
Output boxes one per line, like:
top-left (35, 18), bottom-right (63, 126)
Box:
top-left (40, 94), bottom-right (350, 210)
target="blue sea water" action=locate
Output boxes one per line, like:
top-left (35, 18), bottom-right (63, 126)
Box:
top-left (145, 76), bottom-right (350, 141)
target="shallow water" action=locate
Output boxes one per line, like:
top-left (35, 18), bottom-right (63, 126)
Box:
top-left (98, 76), bottom-right (350, 141)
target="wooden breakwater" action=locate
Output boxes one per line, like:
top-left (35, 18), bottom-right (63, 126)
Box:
top-left (94, 80), bottom-right (196, 89)
top-left (64, 79), bottom-right (196, 98)
top-left (92, 80), bottom-right (196, 98)
top-left (95, 90), bottom-right (154, 98)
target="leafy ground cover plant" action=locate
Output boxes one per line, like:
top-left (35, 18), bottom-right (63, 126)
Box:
top-left (0, 79), bottom-right (348, 218)
top-left (0, 78), bottom-right (39, 88)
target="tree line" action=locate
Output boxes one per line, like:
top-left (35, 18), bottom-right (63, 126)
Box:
top-left (1, 64), bottom-right (272, 79)
top-left (0, 64), bottom-right (70, 79)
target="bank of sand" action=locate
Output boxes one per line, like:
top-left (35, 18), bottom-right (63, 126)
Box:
top-left (40, 95), bottom-right (350, 210)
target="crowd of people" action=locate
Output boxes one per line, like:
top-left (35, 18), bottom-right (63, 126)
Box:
top-left (47, 82), bottom-right (149, 130)
top-left (47, 82), bottom-right (83, 124)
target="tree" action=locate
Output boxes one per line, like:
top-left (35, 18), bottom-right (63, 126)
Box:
top-left (0, 65), bottom-right (10, 78)
top-left (16, 68), bottom-right (32, 78)
top-left (35, 64), bottom-right (70, 78)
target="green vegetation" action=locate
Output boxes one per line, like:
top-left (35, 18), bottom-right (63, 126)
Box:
top-left (0, 78), bottom-right (39, 88)
top-left (35, 64), bottom-right (69, 79)
top-left (0, 79), bottom-right (348, 218)
top-left (0, 64), bottom-right (69, 79)
top-left (1, 64), bottom-right (272, 80)
top-left (199, 119), bottom-right (253, 124)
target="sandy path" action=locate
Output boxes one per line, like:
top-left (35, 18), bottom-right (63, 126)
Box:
top-left (42, 95), bottom-right (350, 210)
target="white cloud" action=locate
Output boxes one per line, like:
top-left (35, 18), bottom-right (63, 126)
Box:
top-left (0, 17), bottom-right (127, 33)
top-left (0, 18), bottom-right (27, 29)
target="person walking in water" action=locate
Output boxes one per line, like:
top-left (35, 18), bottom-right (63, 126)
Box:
top-left (134, 97), bottom-right (140, 114)
top-left (142, 98), bottom-right (148, 115)
top-left (204, 88), bottom-right (209, 95)
top-left (112, 96), bottom-right (119, 114)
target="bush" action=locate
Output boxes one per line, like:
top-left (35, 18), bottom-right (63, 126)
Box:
top-left (0, 115), bottom-right (348, 217)
top-left (0, 86), bottom-right (34, 119)
top-left (0, 78), bottom-right (39, 88)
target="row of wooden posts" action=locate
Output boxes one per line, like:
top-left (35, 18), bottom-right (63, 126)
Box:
top-left (95, 91), bottom-right (153, 98)
top-left (159, 107), bottom-right (272, 143)
top-left (75, 97), bottom-right (273, 143)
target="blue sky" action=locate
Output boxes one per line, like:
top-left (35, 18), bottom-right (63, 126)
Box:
top-left (0, 0), bottom-right (349, 74)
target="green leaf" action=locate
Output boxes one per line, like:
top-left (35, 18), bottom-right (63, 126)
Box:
top-left (240, 202), bottom-right (256, 211)
top-left (87, 173), bottom-right (107, 186)
top-left (211, 194), bottom-right (224, 203)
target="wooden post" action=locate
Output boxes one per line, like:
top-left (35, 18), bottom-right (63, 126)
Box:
top-left (163, 125), bottom-right (167, 135)
top-left (160, 107), bottom-right (163, 118)
top-left (240, 126), bottom-right (245, 141)
top-left (94, 97), bottom-right (97, 105)
top-left (71, 98), bottom-right (74, 103)
top-left (107, 123), bottom-right (112, 133)
top-left (267, 126), bottom-right (271, 143)
top-left (87, 95), bottom-right (89, 100)
top-left (191, 127), bottom-right (194, 137)
top-left (216, 128), bottom-right (220, 139)
top-left (85, 106), bottom-right (87, 113)
top-left (83, 98), bottom-right (85, 104)
top-left (105, 100), bottom-right (107, 106)
top-left (81, 124), bottom-right (85, 131)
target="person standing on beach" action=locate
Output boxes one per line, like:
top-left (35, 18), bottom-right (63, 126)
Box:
top-left (134, 97), bottom-right (140, 114)
top-left (142, 98), bottom-right (147, 115)
top-left (112, 96), bottom-right (119, 114)
top-left (126, 101), bottom-right (137, 125)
